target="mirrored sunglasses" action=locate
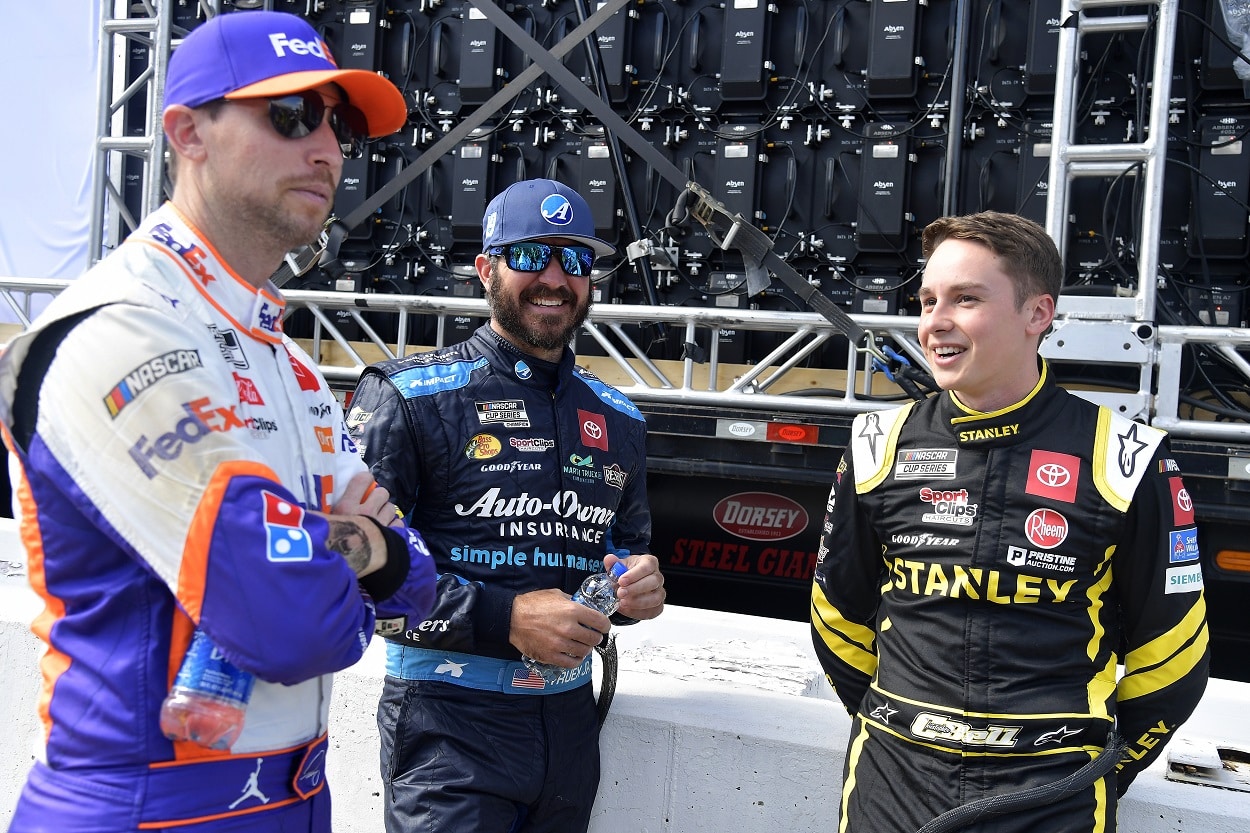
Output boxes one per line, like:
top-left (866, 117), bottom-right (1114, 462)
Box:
top-left (265, 91), bottom-right (369, 159)
top-left (488, 242), bottom-right (596, 278)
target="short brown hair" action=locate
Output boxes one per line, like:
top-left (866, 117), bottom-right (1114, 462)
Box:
top-left (921, 211), bottom-right (1062, 307)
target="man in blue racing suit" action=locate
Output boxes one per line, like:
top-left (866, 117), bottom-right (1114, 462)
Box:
top-left (348, 178), bottom-right (667, 833)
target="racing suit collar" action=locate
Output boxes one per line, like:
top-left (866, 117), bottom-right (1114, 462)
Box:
top-left (135, 203), bottom-right (288, 345)
top-left (945, 359), bottom-right (1058, 448)
top-left (476, 325), bottom-right (570, 391)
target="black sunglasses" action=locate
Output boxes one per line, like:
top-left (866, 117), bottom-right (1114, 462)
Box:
top-left (264, 91), bottom-right (369, 159)
top-left (488, 242), bottom-right (596, 278)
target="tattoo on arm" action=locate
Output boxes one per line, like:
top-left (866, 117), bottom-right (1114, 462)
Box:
top-left (327, 520), bottom-right (372, 575)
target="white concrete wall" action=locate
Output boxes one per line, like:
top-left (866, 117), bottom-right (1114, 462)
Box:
top-left (3, 516), bottom-right (1249, 831)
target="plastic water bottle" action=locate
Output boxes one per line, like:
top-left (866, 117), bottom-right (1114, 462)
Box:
top-left (159, 629), bottom-right (254, 750)
top-left (523, 561), bottom-right (629, 684)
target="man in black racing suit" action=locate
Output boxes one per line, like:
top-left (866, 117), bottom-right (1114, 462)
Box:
top-left (811, 212), bottom-right (1209, 833)
top-left (348, 178), bottom-right (666, 833)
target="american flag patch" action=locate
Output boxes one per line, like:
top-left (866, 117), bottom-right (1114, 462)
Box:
top-left (511, 669), bottom-right (547, 690)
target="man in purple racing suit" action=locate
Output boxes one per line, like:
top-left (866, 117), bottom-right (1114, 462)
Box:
top-left (0, 12), bottom-right (436, 832)
top-left (348, 178), bottom-right (667, 833)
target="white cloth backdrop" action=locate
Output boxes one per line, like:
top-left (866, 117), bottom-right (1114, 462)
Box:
top-left (0, 0), bottom-right (101, 319)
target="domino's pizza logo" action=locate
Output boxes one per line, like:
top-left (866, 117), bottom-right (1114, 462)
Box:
top-left (263, 491), bottom-right (313, 562)
top-left (540, 194), bottom-right (573, 226)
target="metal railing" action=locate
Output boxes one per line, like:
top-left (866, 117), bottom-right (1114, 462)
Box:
top-left (2, 276), bottom-right (1246, 440)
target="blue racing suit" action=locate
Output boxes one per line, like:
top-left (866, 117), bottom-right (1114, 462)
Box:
top-left (348, 325), bottom-right (651, 832)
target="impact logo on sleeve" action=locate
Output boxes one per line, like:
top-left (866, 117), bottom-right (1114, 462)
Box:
top-left (262, 491), bottom-right (313, 562)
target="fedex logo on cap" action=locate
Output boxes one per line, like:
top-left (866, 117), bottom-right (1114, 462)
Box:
top-left (270, 32), bottom-right (331, 62)
top-left (540, 194), bottom-right (574, 226)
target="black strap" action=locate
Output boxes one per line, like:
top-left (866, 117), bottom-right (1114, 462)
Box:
top-left (594, 633), bottom-right (619, 729)
top-left (11, 309), bottom-right (99, 452)
top-left (915, 735), bottom-right (1127, 833)
top-left (356, 515), bottom-right (412, 603)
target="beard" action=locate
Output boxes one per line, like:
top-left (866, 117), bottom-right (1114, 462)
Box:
top-left (485, 262), bottom-right (592, 353)
top-left (204, 164), bottom-right (334, 256)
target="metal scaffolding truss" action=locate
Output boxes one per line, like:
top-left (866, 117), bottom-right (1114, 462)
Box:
top-left (1043, 0), bottom-right (1179, 419)
top-left (1, 277), bottom-right (1246, 440)
top-left (90, 1), bottom-right (224, 261)
top-left (52, 0), bottom-right (1242, 443)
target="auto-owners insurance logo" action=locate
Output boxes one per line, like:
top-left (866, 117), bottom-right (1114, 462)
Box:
top-left (713, 492), bottom-right (809, 542)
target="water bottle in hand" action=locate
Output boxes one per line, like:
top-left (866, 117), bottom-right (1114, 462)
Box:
top-left (159, 628), bottom-right (254, 750)
top-left (523, 561), bottom-right (629, 684)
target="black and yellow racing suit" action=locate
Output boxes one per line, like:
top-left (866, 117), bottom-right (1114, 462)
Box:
top-left (811, 362), bottom-right (1209, 833)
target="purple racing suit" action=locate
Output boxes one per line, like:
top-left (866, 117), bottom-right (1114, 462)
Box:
top-left (0, 203), bottom-right (436, 832)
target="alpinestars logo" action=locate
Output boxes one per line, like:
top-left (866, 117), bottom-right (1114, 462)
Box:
top-left (859, 412), bottom-right (883, 462)
top-left (1117, 423), bottom-right (1149, 477)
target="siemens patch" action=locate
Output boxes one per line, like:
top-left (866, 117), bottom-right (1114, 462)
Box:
top-left (1165, 564), bottom-right (1204, 594)
top-left (105, 349), bottom-right (203, 417)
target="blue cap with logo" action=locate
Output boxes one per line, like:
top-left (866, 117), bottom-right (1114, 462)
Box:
top-left (481, 179), bottom-right (615, 258)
